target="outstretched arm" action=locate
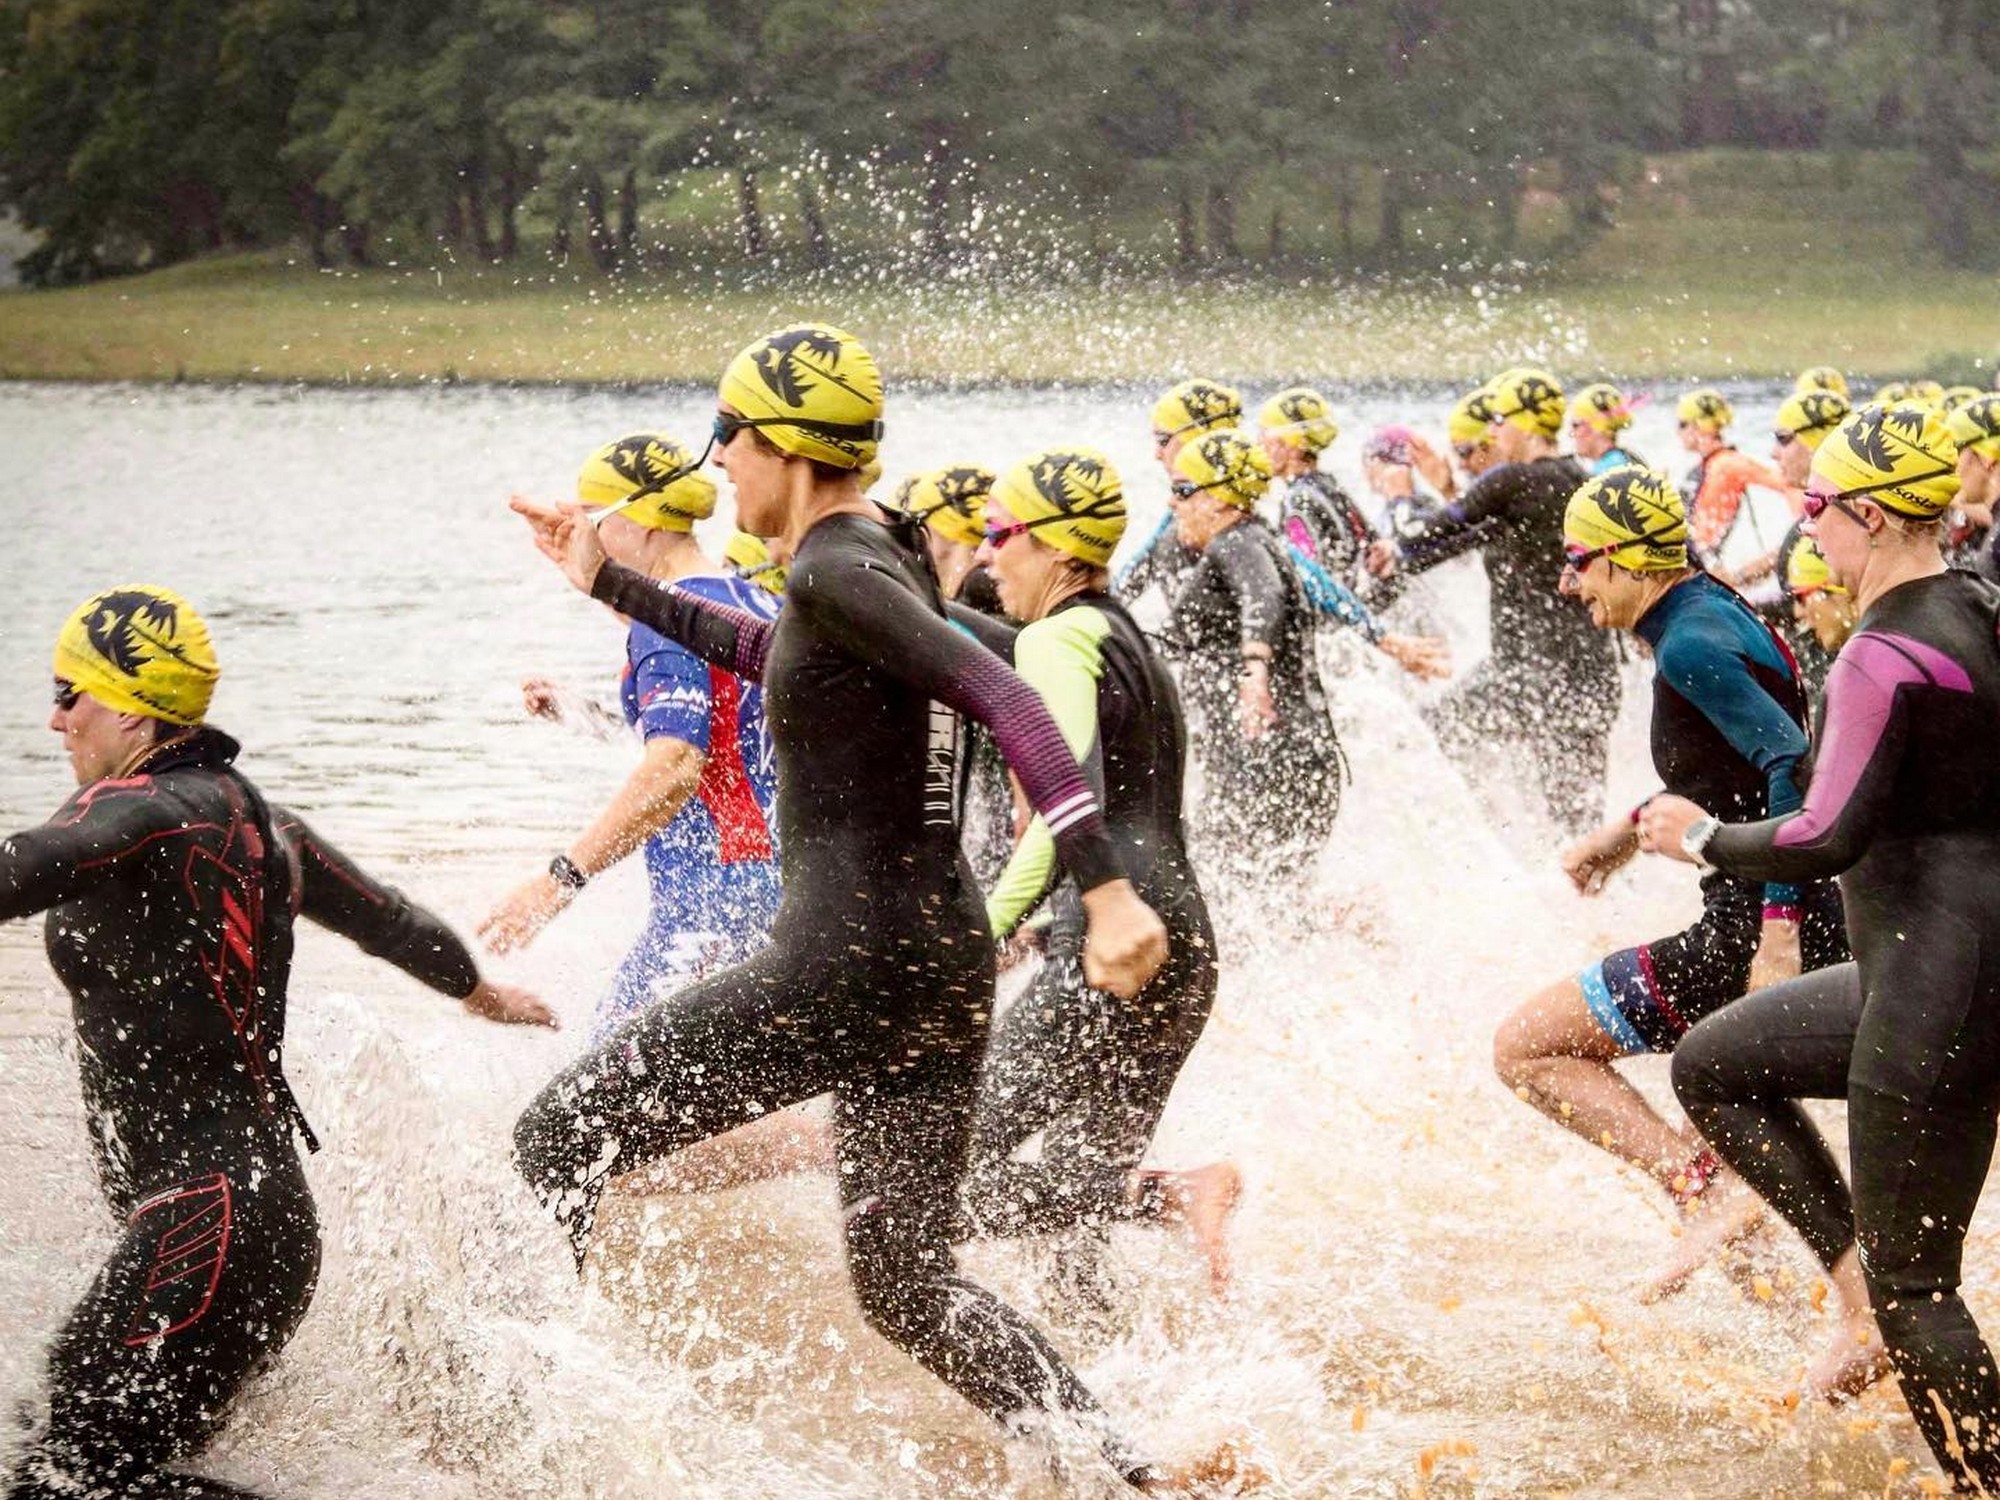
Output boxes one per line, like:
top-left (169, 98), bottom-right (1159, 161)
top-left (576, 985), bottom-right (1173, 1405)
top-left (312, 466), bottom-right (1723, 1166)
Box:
top-left (279, 809), bottom-right (557, 1027)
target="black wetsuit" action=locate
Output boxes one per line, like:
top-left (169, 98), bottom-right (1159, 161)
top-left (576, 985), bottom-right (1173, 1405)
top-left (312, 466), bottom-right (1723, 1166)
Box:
top-left (1272, 471), bottom-right (1375, 584)
top-left (952, 563), bottom-right (1016, 887)
top-left (1155, 516), bottom-right (1343, 873)
top-left (952, 594), bottom-right (1216, 1291)
top-left (1, 729), bottom-right (480, 1500)
top-left (514, 514), bottom-right (1156, 1482)
top-left (1670, 570), bottom-right (2000, 1492)
top-left (1391, 455), bottom-right (1620, 832)
top-left (1578, 573), bottom-right (1846, 1054)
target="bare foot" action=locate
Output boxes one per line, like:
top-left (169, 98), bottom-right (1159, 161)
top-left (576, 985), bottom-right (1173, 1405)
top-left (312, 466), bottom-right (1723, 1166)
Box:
top-left (1640, 1171), bottom-right (1766, 1304)
top-left (1803, 1319), bottom-right (1893, 1404)
top-left (1173, 1162), bottom-right (1243, 1297)
top-left (1138, 1432), bottom-right (1272, 1493)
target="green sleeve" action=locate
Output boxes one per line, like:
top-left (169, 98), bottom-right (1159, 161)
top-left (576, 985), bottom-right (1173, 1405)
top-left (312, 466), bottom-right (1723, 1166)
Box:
top-left (985, 607), bottom-right (1110, 937)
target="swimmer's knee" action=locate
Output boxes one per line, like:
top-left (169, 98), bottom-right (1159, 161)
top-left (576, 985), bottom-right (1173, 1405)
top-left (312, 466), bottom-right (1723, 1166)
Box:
top-left (1493, 1014), bottom-right (1541, 1088)
top-left (1668, 1032), bottom-right (1719, 1108)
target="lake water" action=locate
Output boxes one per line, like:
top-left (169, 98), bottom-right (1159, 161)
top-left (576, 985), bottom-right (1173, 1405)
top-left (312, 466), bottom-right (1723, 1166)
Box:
top-left (0, 379), bottom-right (1955, 1498)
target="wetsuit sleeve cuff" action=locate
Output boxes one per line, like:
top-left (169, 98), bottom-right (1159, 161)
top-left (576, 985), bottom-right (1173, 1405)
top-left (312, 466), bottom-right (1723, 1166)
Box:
top-left (1762, 883), bottom-right (1803, 923)
top-left (1056, 822), bottom-right (1124, 894)
top-left (590, 560), bottom-right (658, 615)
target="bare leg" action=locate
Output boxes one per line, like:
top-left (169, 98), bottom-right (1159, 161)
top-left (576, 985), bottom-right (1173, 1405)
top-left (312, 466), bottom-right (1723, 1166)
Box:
top-left (1138, 1431), bottom-right (1273, 1493)
top-left (1137, 1163), bottom-right (1242, 1297)
top-left (1803, 1245), bottom-right (1892, 1401)
top-left (1494, 976), bottom-right (1694, 1186)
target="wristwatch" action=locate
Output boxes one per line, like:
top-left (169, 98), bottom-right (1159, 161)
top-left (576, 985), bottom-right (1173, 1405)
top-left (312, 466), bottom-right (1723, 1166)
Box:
top-left (549, 853), bottom-right (589, 893)
top-left (1680, 816), bottom-right (1721, 869)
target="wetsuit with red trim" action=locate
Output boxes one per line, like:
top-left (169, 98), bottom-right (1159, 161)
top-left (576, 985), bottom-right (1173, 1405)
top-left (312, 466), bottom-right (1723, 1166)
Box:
top-left (1, 727), bottom-right (483, 1500)
top-left (1576, 571), bottom-right (1847, 1056)
top-left (1672, 571), bottom-right (2000, 1493)
top-left (599, 574), bottom-right (781, 1037)
top-left (513, 511), bottom-right (1161, 1484)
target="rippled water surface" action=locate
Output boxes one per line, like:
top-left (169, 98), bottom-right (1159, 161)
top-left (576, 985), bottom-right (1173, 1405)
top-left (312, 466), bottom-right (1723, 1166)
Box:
top-left (0, 380), bottom-right (1978, 1498)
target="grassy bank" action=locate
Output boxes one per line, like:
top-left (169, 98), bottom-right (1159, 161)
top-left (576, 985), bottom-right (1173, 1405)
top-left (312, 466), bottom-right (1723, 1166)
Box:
top-left (2, 152), bottom-right (1995, 386)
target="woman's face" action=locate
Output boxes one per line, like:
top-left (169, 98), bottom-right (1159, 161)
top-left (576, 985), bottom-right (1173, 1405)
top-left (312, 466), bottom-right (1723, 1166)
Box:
top-left (594, 511), bottom-right (650, 567)
top-left (1571, 420), bottom-right (1613, 461)
top-left (1774, 431), bottom-right (1813, 487)
top-left (978, 500), bottom-right (1061, 620)
top-left (712, 406), bottom-right (788, 535)
top-left (1804, 488), bottom-right (1878, 590)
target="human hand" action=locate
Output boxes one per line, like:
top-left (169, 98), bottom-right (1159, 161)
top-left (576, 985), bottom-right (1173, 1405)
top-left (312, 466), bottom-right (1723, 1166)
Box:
top-left (462, 978), bottom-right (561, 1029)
top-left (509, 494), bottom-right (606, 593)
top-left (1636, 794), bottom-right (1709, 863)
top-left (1561, 817), bottom-right (1640, 894)
top-left (522, 677), bottom-right (564, 721)
top-left (1079, 880), bottom-right (1168, 999)
top-left (1377, 633), bottom-right (1451, 681)
top-left (1365, 538), bottom-right (1400, 578)
top-left (1237, 663), bottom-right (1277, 741)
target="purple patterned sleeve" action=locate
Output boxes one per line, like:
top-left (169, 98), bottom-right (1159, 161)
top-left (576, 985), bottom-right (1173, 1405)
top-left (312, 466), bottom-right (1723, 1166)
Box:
top-left (592, 562), bottom-right (774, 680)
top-left (797, 554), bottom-right (1124, 892)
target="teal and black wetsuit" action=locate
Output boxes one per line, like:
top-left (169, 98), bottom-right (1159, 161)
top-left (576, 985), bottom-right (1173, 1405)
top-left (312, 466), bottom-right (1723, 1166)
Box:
top-left (1, 729), bottom-right (482, 1500)
top-left (514, 513), bottom-right (1160, 1484)
top-left (1673, 570), bottom-right (2000, 1493)
top-left (1151, 516), bottom-right (1343, 870)
top-left (1389, 455), bottom-right (1620, 831)
top-left (1577, 572), bottom-right (1846, 1055)
top-left (951, 593), bottom-right (1216, 1274)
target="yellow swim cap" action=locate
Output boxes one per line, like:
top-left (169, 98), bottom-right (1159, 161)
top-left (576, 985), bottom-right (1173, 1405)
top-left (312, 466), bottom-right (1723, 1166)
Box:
top-left (1257, 387), bottom-right (1339, 454)
top-left (1172, 429), bottom-right (1272, 511)
top-left (1940, 385), bottom-right (1985, 415)
top-left (1905, 379), bottom-right (1946, 409)
top-left (1811, 404), bottom-right (1962, 520)
top-left (718, 323), bottom-right (884, 471)
top-left (1152, 378), bottom-right (1243, 441)
top-left (722, 531), bottom-right (786, 594)
top-left (1562, 465), bottom-right (1688, 572)
top-left (1870, 380), bottom-right (1912, 406)
top-left (1785, 535), bottom-right (1846, 597)
top-left (1568, 382), bottom-right (1635, 434)
top-left (1676, 388), bottom-right (1734, 433)
top-left (892, 465), bottom-right (995, 549)
top-left (1487, 367), bottom-right (1566, 439)
top-left (1794, 366), bottom-right (1850, 400)
top-left (857, 456), bottom-right (883, 493)
top-left (575, 433), bottom-right (717, 532)
top-left (991, 448), bottom-right (1127, 567)
top-left (1447, 387), bottom-right (1498, 447)
top-left (53, 585), bottom-right (219, 726)
top-left (1944, 394), bottom-right (2000, 461)
top-left (1774, 390), bottom-right (1852, 452)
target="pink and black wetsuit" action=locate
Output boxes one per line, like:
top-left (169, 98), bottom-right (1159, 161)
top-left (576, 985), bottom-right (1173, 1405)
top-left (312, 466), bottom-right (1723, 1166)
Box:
top-left (512, 511), bottom-right (1160, 1484)
top-left (1672, 570), bottom-right (2000, 1492)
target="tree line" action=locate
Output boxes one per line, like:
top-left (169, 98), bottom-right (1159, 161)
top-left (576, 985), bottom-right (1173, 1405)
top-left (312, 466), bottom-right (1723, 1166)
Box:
top-left (1, 0), bottom-right (1995, 287)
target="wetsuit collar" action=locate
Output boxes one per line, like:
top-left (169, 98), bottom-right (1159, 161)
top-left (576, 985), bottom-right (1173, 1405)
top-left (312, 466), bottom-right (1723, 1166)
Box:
top-left (131, 724), bottom-right (243, 776)
top-left (1632, 571), bottom-right (1708, 649)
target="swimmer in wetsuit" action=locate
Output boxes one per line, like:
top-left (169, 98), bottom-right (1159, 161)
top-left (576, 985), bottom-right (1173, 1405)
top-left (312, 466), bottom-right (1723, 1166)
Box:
top-left (484, 434), bottom-right (783, 1042)
top-left (1749, 390), bottom-right (1857, 684)
top-left (1367, 367), bottom-right (1620, 833)
top-left (509, 325), bottom-right (1249, 1493)
top-left (1138, 429), bottom-right (1345, 881)
top-left (1492, 468), bottom-right (1848, 1293)
top-left (891, 464), bottom-right (1015, 883)
top-left (3, 585), bottom-right (553, 1500)
top-left (1566, 382), bottom-right (1646, 474)
top-left (945, 447), bottom-right (1240, 1297)
top-left (1113, 377), bottom-right (1244, 597)
top-left (1946, 395), bottom-right (2000, 584)
top-left (1252, 392), bottom-right (1451, 680)
top-left (1648, 406), bottom-right (2000, 1487)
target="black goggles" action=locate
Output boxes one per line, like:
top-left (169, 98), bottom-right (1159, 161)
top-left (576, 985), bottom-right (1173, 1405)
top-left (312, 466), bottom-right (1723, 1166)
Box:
top-left (712, 411), bottom-right (886, 450)
top-left (52, 678), bottom-right (81, 710)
